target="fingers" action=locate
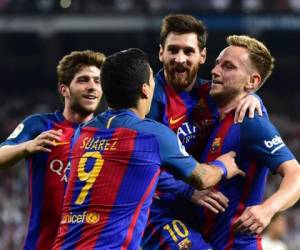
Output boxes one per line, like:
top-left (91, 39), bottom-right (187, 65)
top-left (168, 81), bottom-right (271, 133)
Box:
top-left (208, 191), bottom-right (229, 207)
top-left (199, 200), bottom-right (220, 214)
top-left (234, 95), bottom-right (263, 123)
top-left (40, 130), bottom-right (62, 143)
top-left (227, 151), bottom-right (236, 158)
top-left (28, 130), bottom-right (63, 154)
top-left (233, 208), bottom-right (265, 234)
top-left (234, 98), bottom-right (246, 123)
top-left (237, 169), bottom-right (246, 177)
top-left (191, 189), bottom-right (229, 213)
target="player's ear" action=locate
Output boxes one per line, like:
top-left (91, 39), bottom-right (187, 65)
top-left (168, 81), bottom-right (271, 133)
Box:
top-left (199, 47), bottom-right (207, 65)
top-left (58, 83), bottom-right (70, 97)
top-left (245, 73), bottom-right (261, 92)
top-left (141, 83), bottom-right (150, 99)
top-left (159, 44), bottom-right (164, 62)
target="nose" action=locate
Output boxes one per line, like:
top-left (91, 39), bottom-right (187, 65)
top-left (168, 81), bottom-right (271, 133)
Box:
top-left (211, 64), bottom-right (220, 78)
top-left (87, 78), bottom-right (100, 91)
top-left (174, 50), bottom-right (186, 64)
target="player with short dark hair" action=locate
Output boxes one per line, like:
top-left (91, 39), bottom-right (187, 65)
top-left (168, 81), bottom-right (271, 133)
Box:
top-left (52, 48), bottom-right (244, 250)
top-left (0, 50), bottom-right (105, 250)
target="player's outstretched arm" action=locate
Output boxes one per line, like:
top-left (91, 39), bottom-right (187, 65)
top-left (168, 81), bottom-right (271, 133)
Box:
top-left (186, 151), bottom-right (245, 190)
top-left (233, 159), bottom-right (300, 234)
top-left (0, 130), bottom-right (62, 169)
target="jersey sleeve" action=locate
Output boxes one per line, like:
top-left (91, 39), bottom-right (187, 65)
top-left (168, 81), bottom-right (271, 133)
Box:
top-left (0, 114), bottom-right (47, 147)
top-left (153, 122), bottom-right (197, 179)
top-left (157, 170), bottom-right (195, 199)
top-left (241, 115), bottom-right (295, 172)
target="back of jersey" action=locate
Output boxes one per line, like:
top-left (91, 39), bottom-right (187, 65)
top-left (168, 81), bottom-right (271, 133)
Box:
top-left (53, 116), bottom-right (162, 250)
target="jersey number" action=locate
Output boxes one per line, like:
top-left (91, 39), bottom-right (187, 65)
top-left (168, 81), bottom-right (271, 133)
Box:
top-left (163, 220), bottom-right (189, 242)
top-left (75, 151), bottom-right (104, 205)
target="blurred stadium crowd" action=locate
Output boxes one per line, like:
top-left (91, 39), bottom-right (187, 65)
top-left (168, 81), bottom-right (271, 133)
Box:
top-left (0, 0), bottom-right (300, 13)
top-left (1, 1), bottom-right (300, 249)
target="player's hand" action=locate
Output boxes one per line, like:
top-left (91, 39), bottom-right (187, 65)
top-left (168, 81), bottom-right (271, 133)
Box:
top-left (190, 188), bottom-right (229, 213)
top-left (25, 129), bottom-right (62, 154)
top-left (229, 94), bottom-right (262, 123)
top-left (216, 151), bottom-right (245, 179)
top-left (233, 204), bottom-right (276, 234)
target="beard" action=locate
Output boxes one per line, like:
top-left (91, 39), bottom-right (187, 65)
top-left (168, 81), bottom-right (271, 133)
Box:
top-left (164, 62), bottom-right (198, 92)
top-left (69, 93), bottom-right (99, 116)
top-left (209, 84), bottom-right (242, 107)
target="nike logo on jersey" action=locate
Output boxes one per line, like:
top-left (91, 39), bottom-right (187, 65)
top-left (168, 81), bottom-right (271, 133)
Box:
top-left (52, 140), bottom-right (70, 146)
top-left (169, 115), bottom-right (186, 125)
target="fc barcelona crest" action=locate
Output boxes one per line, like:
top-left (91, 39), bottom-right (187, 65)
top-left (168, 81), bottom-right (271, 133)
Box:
top-left (196, 99), bottom-right (206, 113)
top-left (210, 137), bottom-right (222, 153)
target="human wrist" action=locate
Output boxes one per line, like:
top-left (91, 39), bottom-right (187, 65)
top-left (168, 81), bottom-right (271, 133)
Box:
top-left (209, 160), bottom-right (227, 179)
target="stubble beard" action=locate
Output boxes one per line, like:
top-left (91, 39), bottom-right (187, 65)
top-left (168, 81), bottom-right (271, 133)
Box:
top-left (210, 86), bottom-right (242, 108)
top-left (164, 63), bottom-right (198, 92)
top-left (70, 95), bottom-right (99, 117)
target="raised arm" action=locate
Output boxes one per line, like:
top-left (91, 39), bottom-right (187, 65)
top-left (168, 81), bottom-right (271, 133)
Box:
top-left (0, 130), bottom-right (62, 169)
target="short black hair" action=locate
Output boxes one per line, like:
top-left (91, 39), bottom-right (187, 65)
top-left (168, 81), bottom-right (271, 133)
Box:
top-left (101, 48), bottom-right (150, 109)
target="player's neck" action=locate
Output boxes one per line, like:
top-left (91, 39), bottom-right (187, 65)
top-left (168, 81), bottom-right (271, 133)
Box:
top-left (217, 94), bottom-right (246, 120)
top-left (129, 107), bottom-right (145, 119)
top-left (62, 108), bottom-right (94, 124)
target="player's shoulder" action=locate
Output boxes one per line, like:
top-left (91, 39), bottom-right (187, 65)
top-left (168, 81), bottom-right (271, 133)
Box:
top-left (22, 111), bottom-right (58, 125)
top-left (137, 118), bottom-right (174, 137)
top-left (240, 112), bottom-right (270, 129)
top-left (240, 113), bottom-right (278, 141)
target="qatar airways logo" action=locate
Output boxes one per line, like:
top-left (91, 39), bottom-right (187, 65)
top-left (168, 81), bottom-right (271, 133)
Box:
top-left (264, 135), bottom-right (285, 154)
top-left (49, 159), bottom-right (70, 182)
top-left (177, 121), bottom-right (198, 147)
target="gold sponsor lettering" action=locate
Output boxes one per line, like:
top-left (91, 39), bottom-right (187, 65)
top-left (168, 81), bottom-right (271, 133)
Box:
top-left (61, 211), bottom-right (99, 224)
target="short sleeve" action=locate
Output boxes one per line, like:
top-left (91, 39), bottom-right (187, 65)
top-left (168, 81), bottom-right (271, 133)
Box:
top-left (241, 115), bottom-right (295, 172)
top-left (152, 122), bottom-right (197, 179)
top-left (0, 115), bottom-right (47, 147)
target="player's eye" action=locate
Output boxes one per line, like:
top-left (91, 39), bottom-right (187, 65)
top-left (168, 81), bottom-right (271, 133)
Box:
top-left (168, 47), bottom-right (179, 54)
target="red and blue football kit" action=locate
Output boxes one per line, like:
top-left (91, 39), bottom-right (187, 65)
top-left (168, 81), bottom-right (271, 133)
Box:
top-left (52, 109), bottom-right (197, 250)
top-left (0, 111), bottom-right (80, 250)
top-left (141, 69), bottom-right (217, 250)
top-left (197, 102), bottom-right (295, 249)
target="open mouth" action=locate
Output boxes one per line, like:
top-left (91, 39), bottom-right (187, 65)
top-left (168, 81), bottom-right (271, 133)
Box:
top-left (83, 94), bottom-right (98, 100)
top-left (212, 79), bottom-right (223, 85)
top-left (173, 67), bottom-right (188, 77)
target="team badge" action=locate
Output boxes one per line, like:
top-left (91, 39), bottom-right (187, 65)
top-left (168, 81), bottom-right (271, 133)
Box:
top-left (7, 123), bottom-right (24, 139)
top-left (196, 99), bottom-right (206, 113)
top-left (210, 137), bottom-right (222, 154)
top-left (178, 238), bottom-right (192, 250)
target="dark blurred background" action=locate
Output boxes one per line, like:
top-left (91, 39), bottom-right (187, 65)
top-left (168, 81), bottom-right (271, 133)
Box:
top-left (0, 0), bottom-right (300, 249)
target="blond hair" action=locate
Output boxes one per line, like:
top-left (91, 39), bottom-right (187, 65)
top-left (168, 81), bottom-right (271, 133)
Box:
top-left (226, 35), bottom-right (274, 85)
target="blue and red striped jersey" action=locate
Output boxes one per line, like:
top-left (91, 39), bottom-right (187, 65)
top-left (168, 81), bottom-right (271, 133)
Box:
top-left (141, 70), bottom-right (217, 250)
top-left (147, 69), bottom-right (218, 200)
top-left (52, 109), bottom-right (197, 250)
top-left (198, 110), bottom-right (295, 250)
top-left (0, 111), bottom-right (80, 250)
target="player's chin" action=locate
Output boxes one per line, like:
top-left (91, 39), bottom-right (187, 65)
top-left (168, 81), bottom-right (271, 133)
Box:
top-left (82, 103), bottom-right (99, 113)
